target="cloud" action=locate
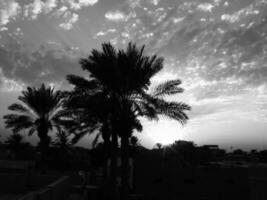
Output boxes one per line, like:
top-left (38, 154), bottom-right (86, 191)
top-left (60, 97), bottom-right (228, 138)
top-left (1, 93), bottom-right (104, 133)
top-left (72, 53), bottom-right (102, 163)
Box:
top-left (105, 10), bottom-right (127, 22)
top-left (221, 4), bottom-right (260, 23)
top-left (0, 69), bottom-right (24, 92)
top-left (43, 0), bottom-right (57, 13)
top-left (149, 0), bottom-right (160, 6)
top-left (102, 0), bottom-right (265, 111)
top-left (94, 28), bottom-right (117, 38)
top-left (197, 3), bottom-right (214, 12)
top-left (64, 0), bottom-right (98, 10)
top-left (128, 0), bottom-right (142, 9)
top-left (23, 0), bottom-right (58, 20)
top-left (0, 0), bottom-right (21, 26)
top-left (59, 13), bottom-right (79, 30)
top-left (0, 27), bottom-right (8, 31)
top-left (0, 38), bottom-right (83, 88)
top-left (0, 0), bottom-right (98, 26)
top-left (23, 0), bottom-right (97, 20)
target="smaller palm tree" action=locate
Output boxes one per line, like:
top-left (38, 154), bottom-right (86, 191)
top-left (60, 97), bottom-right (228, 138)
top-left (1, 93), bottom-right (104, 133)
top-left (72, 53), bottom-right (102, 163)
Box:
top-left (52, 131), bottom-right (71, 149)
top-left (3, 84), bottom-right (67, 157)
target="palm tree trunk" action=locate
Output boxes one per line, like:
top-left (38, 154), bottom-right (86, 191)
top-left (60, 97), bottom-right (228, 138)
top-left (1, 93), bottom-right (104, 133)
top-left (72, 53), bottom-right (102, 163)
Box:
top-left (109, 132), bottom-right (118, 199)
top-left (101, 123), bottom-right (110, 180)
top-left (103, 138), bottom-right (109, 179)
top-left (37, 125), bottom-right (49, 173)
top-left (101, 129), bottom-right (112, 200)
top-left (121, 135), bottom-right (130, 200)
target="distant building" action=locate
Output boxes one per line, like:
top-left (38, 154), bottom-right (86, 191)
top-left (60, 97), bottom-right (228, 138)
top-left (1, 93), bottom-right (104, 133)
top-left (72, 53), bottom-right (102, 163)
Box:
top-left (201, 145), bottom-right (219, 150)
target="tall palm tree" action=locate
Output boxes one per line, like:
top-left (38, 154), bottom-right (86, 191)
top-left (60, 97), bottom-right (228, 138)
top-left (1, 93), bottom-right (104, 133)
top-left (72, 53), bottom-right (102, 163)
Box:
top-left (3, 84), bottom-right (67, 157)
top-left (65, 75), bottom-right (119, 198)
top-left (66, 42), bottom-right (190, 199)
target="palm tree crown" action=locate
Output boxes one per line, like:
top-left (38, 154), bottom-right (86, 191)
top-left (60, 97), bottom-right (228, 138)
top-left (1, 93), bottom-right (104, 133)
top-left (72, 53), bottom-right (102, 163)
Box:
top-left (3, 84), bottom-right (66, 151)
top-left (66, 42), bottom-right (190, 136)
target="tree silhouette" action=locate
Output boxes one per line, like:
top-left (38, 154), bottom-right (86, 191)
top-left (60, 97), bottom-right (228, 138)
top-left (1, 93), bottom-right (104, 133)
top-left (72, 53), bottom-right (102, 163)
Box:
top-left (155, 143), bottom-right (163, 149)
top-left (65, 74), bottom-right (115, 185)
top-left (3, 84), bottom-right (68, 160)
top-left (165, 140), bottom-right (197, 165)
top-left (130, 136), bottom-right (139, 147)
top-left (66, 42), bottom-right (190, 199)
top-left (5, 133), bottom-right (31, 159)
top-left (52, 130), bottom-right (71, 150)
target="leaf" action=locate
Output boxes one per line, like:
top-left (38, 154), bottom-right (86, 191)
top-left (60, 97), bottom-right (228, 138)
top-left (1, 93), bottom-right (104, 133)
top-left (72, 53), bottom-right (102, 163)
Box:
top-left (153, 79), bottom-right (184, 97)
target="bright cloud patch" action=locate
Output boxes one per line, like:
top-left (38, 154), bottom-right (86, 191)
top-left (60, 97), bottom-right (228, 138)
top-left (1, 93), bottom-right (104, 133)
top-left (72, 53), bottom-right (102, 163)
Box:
top-left (221, 4), bottom-right (260, 23)
top-left (94, 29), bottom-right (117, 38)
top-left (0, 0), bottom-right (20, 26)
top-left (0, 69), bottom-right (24, 92)
top-left (149, 0), bottom-right (160, 6)
top-left (23, 0), bottom-right (58, 20)
top-left (105, 10), bottom-right (127, 22)
top-left (64, 0), bottom-right (98, 10)
top-left (59, 13), bottom-right (79, 30)
top-left (197, 3), bottom-right (214, 12)
top-left (0, 0), bottom-right (98, 27)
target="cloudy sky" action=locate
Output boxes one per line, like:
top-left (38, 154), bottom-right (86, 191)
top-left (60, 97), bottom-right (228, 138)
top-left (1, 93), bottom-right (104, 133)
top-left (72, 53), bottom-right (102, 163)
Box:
top-left (0, 0), bottom-right (267, 150)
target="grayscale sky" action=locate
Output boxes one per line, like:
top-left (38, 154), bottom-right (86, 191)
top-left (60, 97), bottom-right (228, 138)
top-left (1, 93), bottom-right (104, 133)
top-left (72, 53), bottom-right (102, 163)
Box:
top-left (0, 0), bottom-right (267, 150)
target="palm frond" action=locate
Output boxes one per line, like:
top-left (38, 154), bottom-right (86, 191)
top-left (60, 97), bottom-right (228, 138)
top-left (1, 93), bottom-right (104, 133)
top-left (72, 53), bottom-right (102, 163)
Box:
top-left (92, 132), bottom-right (101, 148)
top-left (155, 100), bottom-right (191, 125)
top-left (153, 80), bottom-right (184, 97)
top-left (28, 127), bottom-right (36, 136)
top-left (4, 114), bottom-right (34, 133)
top-left (71, 129), bottom-right (91, 145)
top-left (8, 103), bottom-right (31, 114)
top-left (66, 75), bottom-right (100, 91)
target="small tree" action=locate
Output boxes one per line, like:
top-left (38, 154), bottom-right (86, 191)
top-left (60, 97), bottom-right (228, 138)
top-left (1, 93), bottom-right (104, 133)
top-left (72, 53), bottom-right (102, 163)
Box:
top-left (155, 143), bottom-right (163, 149)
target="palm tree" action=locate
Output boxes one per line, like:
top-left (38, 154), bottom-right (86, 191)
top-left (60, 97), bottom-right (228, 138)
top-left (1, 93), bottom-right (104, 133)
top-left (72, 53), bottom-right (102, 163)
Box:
top-left (65, 75), bottom-right (119, 199)
top-left (52, 130), bottom-right (72, 150)
top-left (66, 42), bottom-right (190, 199)
top-left (3, 84), bottom-right (67, 158)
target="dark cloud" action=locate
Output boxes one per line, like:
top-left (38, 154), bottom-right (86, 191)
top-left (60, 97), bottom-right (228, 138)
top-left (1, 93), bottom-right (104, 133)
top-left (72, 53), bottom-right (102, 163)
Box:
top-left (0, 37), bottom-right (85, 88)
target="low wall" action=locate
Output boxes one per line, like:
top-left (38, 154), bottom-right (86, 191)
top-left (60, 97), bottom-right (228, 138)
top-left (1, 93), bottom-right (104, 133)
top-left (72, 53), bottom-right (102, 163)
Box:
top-left (30, 174), bottom-right (60, 190)
top-left (0, 172), bottom-right (60, 194)
top-left (18, 176), bottom-right (70, 200)
top-left (0, 160), bottom-right (34, 172)
top-left (0, 173), bottom-right (28, 194)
